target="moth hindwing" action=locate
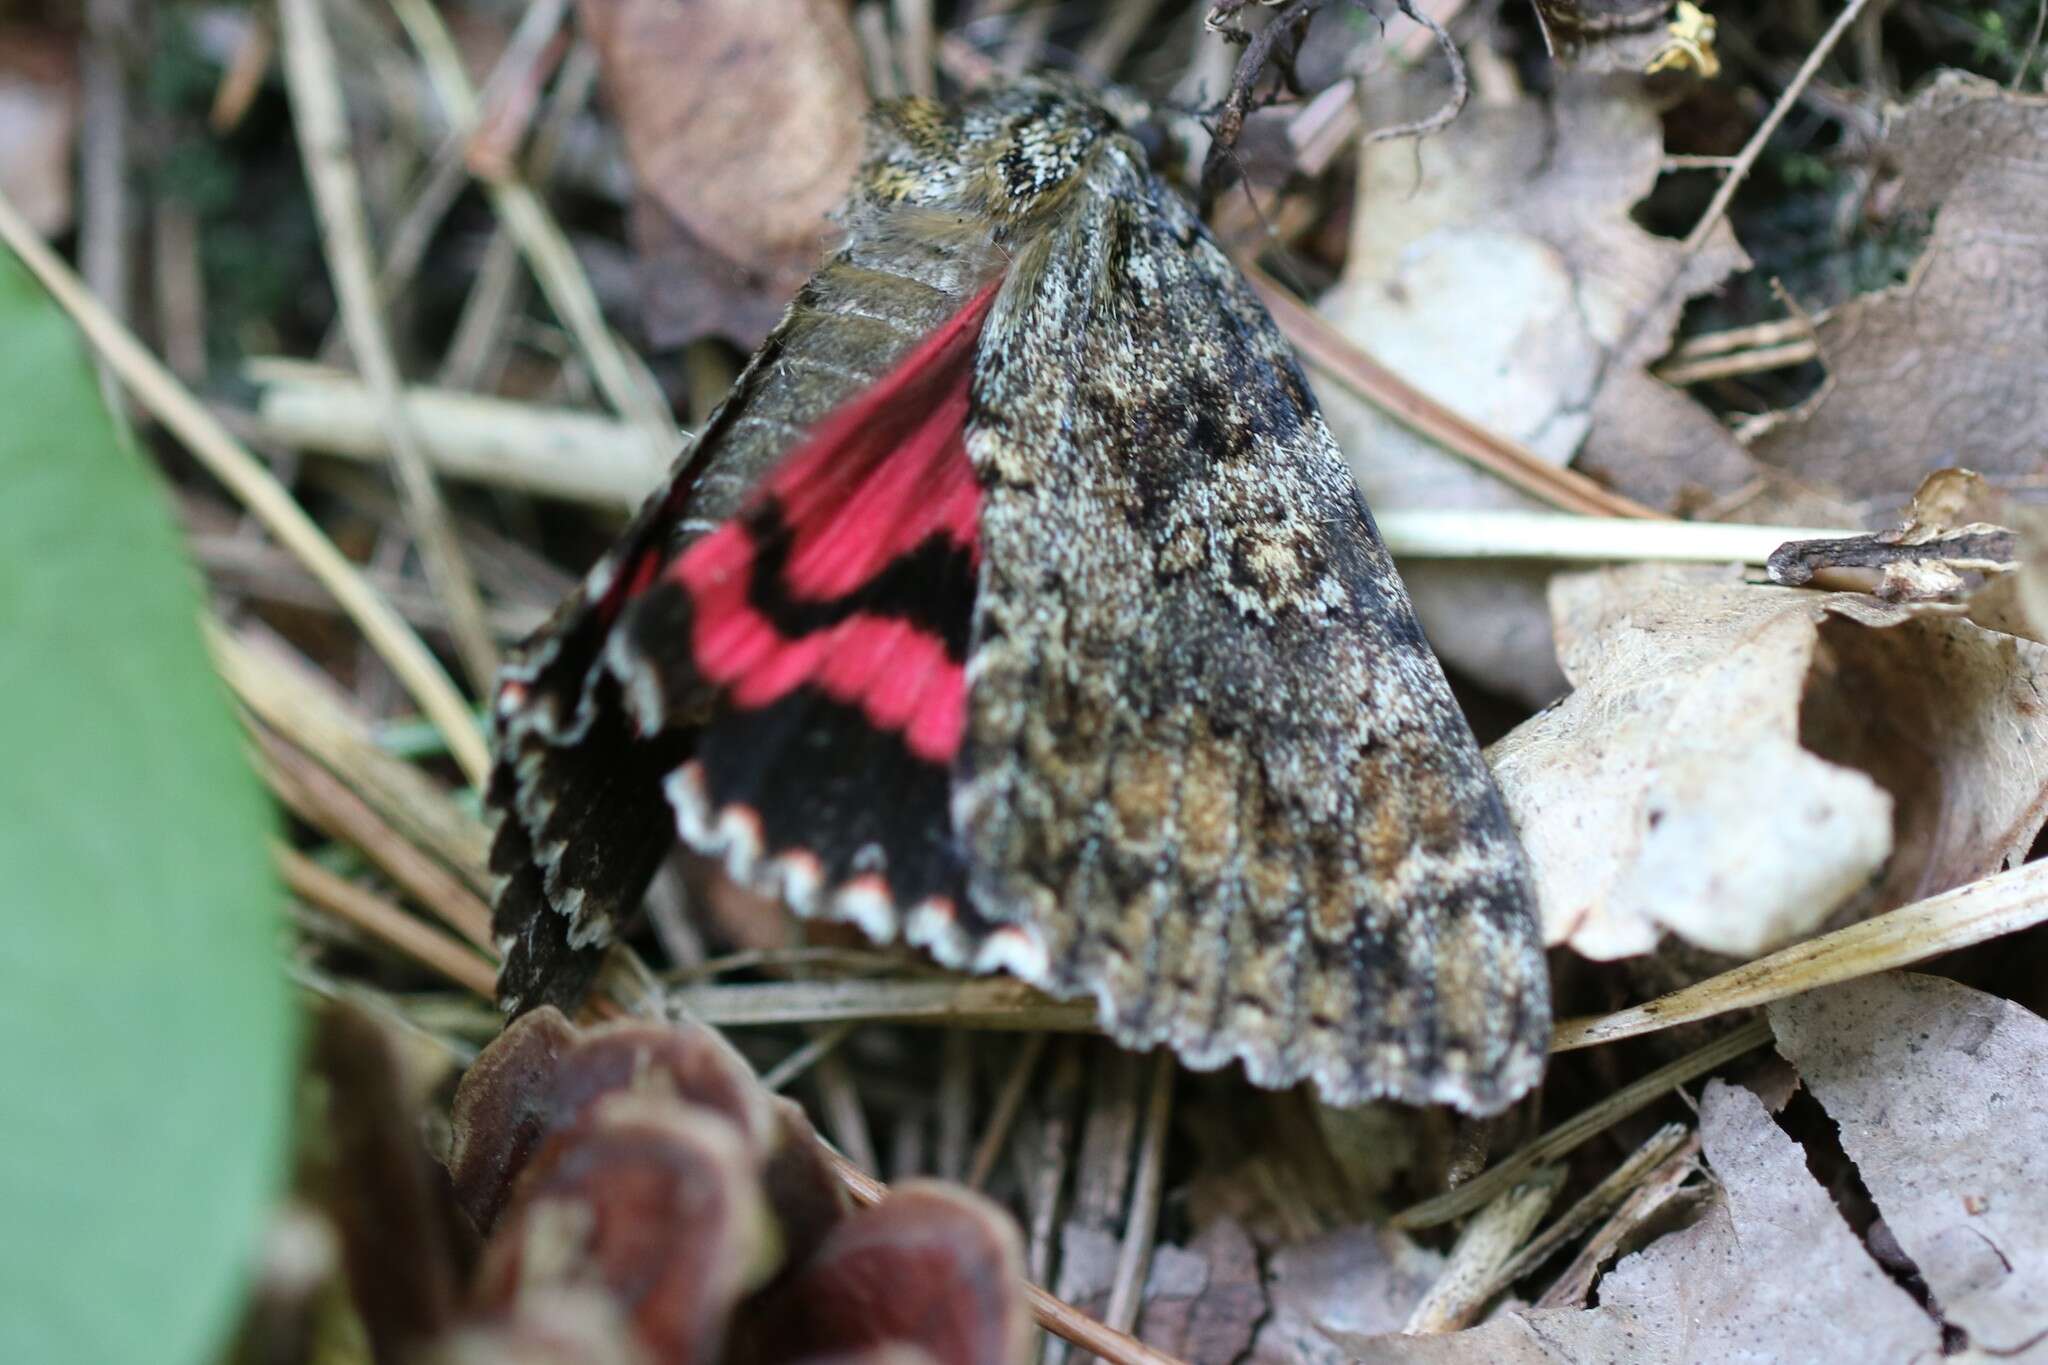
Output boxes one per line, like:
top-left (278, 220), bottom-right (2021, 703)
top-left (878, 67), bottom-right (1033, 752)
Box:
top-left (487, 76), bottom-right (1550, 1114)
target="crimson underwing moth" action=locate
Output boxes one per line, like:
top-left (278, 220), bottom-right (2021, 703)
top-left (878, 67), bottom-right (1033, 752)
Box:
top-left (488, 76), bottom-right (1550, 1114)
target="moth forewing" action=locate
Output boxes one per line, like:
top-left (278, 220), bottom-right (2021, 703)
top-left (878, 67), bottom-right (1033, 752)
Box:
top-left (488, 76), bottom-right (1550, 1115)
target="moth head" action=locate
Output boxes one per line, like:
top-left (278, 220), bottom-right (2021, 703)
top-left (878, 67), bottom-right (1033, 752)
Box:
top-left (860, 76), bottom-right (1144, 233)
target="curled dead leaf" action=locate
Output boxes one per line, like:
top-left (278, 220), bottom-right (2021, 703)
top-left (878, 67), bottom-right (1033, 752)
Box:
top-left (1490, 562), bottom-right (2048, 958)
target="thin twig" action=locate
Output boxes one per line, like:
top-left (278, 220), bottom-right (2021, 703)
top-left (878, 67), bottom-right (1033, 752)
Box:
top-left (824, 1147), bottom-right (1190, 1365)
top-left (152, 199), bottom-right (207, 382)
top-left (894, 0), bottom-right (938, 97)
top-left (1652, 339), bottom-right (1819, 386)
top-left (463, 1), bottom-right (572, 180)
top-left (761, 1021), bottom-right (859, 1092)
top-left (241, 359), bottom-right (670, 505)
top-left (1665, 317), bottom-right (1817, 360)
top-left (194, 533), bottom-right (547, 639)
top-left (253, 724), bottom-right (495, 951)
top-left (209, 13), bottom-right (275, 133)
top-left (1404, 1169), bottom-right (1562, 1332)
top-left (1104, 1051), bottom-right (1177, 1334)
top-left (968, 1032), bottom-right (1050, 1188)
top-left (370, 1), bottom-right (575, 321)
top-left (1395, 1018), bottom-right (1774, 1229)
top-left (208, 623), bottom-right (493, 886)
top-left (1362, 0), bottom-right (1469, 146)
top-left (1377, 511), bottom-right (1851, 563)
top-left (1248, 266), bottom-right (1664, 519)
top-left (81, 0), bottom-right (134, 406)
top-left (937, 1030), bottom-right (974, 1181)
top-left (278, 845), bottom-right (499, 998)
top-left (440, 41), bottom-right (604, 391)
top-left (389, 0), bottom-right (675, 448)
top-left (813, 1051), bottom-right (880, 1175)
top-left (1079, 0), bottom-right (1169, 77)
top-left (2016, 0), bottom-right (2048, 90)
top-left (1199, 0), bottom-right (1334, 208)
top-left (1550, 858), bottom-right (2048, 1051)
top-left (856, 4), bottom-right (902, 98)
top-left (1682, 0), bottom-right (1877, 254)
top-left (669, 978), bottom-right (1098, 1031)
top-left (1489, 1122), bottom-right (1692, 1292)
top-left (278, 0), bottom-right (501, 691)
top-left (1535, 1136), bottom-right (1701, 1308)
top-left (0, 188), bottom-right (492, 786)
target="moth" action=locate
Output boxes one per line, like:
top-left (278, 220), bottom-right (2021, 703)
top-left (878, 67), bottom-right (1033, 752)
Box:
top-left (489, 76), bottom-right (1550, 1114)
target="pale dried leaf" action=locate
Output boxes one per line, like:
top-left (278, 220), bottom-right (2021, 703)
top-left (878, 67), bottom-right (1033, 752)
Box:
top-left (1331, 1082), bottom-right (1942, 1362)
top-left (1771, 973), bottom-right (2048, 1355)
top-left (1489, 564), bottom-right (1895, 958)
top-left (1328, 78), bottom-right (1753, 510)
top-left (1798, 611), bottom-right (2048, 910)
top-left (1749, 75), bottom-right (2048, 521)
top-left (1315, 79), bottom-right (1750, 703)
top-left (1491, 562), bottom-right (2048, 957)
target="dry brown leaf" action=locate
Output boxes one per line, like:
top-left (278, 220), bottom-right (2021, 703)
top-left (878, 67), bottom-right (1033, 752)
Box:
top-left (1967, 508), bottom-right (2048, 645)
top-left (1749, 75), bottom-right (2048, 521)
top-left (1490, 562), bottom-right (2048, 959)
top-left (1490, 564), bottom-right (1895, 958)
top-left (1330, 1080), bottom-right (1943, 1362)
top-left (1326, 77), bottom-right (1754, 509)
top-left (1771, 973), bottom-right (2048, 1355)
top-left (1798, 608), bottom-right (2048, 911)
top-left (580, 0), bottom-right (867, 348)
top-left (1315, 79), bottom-right (1750, 703)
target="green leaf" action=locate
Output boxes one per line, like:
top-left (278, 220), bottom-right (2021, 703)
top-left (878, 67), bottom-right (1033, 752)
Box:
top-left (0, 248), bottom-right (294, 1362)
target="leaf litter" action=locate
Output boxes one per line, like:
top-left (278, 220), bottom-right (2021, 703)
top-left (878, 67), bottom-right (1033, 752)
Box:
top-left (1489, 558), bottom-right (2048, 959)
top-left (1746, 76), bottom-right (2048, 523)
top-left (17, 2), bottom-right (2048, 1363)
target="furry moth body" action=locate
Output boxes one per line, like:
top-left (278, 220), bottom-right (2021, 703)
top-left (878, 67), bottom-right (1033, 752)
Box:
top-left (488, 77), bottom-right (1550, 1114)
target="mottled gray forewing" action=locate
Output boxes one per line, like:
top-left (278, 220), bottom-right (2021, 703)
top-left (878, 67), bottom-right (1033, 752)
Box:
top-left (955, 141), bottom-right (1549, 1113)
